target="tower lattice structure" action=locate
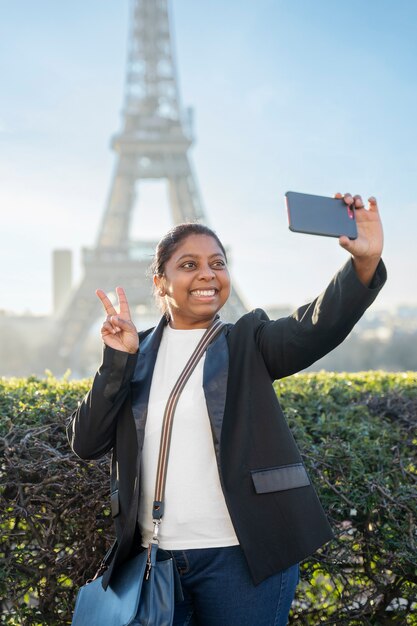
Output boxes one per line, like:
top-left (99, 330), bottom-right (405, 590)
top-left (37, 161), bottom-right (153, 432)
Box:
top-left (53, 0), bottom-right (247, 374)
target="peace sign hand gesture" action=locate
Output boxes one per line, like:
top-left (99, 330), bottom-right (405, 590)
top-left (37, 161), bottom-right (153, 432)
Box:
top-left (96, 287), bottom-right (139, 354)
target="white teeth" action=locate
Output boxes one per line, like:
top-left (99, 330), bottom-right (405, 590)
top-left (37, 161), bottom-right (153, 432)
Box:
top-left (192, 289), bottom-right (216, 296)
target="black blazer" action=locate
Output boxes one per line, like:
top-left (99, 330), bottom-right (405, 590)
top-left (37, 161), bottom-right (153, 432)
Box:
top-left (68, 259), bottom-right (386, 588)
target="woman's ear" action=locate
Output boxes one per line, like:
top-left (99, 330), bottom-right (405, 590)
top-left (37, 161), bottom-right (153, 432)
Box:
top-left (153, 274), bottom-right (166, 296)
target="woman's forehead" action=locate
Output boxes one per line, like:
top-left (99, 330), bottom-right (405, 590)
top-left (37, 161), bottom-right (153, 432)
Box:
top-left (172, 234), bottom-right (225, 258)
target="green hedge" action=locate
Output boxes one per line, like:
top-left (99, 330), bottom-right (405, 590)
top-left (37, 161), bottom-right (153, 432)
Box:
top-left (0, 372), bottom-right (416, 625)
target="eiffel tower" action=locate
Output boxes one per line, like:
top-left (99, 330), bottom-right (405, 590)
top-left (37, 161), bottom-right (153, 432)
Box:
top-left (51, 0), bottom-right (247, 374)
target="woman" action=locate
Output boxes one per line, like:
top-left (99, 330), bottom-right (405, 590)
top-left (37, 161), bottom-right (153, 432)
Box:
top-left (68, 193), bottom-right (385, 625)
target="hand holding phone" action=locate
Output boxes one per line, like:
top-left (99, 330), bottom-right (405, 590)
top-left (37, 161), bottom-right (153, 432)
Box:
top-left (285, 191), bottom-right (358, 240)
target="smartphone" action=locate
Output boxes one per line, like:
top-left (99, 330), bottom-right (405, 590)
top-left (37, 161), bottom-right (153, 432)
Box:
top-left (285, 191), bottom-right (357, 239)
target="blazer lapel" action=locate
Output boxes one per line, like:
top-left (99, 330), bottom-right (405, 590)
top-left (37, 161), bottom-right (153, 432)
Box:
top-left (132, 317), bottom-right (229, 468)
top-left (131, 316), bottom-right (166, 449)
top-left (203, 328), bottom-right (229, 459)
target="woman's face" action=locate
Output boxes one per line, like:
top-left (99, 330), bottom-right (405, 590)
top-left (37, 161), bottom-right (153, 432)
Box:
top-left (154, 234), bottom-right (231, 329)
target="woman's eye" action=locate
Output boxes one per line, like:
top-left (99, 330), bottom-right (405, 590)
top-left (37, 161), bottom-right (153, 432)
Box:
top-left (180, 259), bottom-right (225, 269)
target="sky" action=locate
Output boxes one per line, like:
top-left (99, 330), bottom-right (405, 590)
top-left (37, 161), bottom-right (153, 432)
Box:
top-left (1, 0), bottom-right (417, 317)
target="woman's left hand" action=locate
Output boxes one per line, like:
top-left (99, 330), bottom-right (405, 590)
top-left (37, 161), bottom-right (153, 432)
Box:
top-left (336, 192), bottom-right (384, 286)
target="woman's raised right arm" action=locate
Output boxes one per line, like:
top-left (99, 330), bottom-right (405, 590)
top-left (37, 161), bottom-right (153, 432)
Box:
top-left (67, 346), bottom-right (138, 460)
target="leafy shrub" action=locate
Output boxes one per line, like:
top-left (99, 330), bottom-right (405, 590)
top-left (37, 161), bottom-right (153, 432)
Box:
top-left (0, 372), bottom-right (416, 625)
top-left (276, 372), bottom-right (417, 625)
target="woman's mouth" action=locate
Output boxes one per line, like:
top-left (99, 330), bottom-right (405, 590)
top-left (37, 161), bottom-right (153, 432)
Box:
top-left (190, 289), bottom-right (217, 298)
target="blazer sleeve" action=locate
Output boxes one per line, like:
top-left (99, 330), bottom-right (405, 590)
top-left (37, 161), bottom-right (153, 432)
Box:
top-left (254, 258), bottom-right (387, 380)
top-left (67, 345), bottom-right (138, 460)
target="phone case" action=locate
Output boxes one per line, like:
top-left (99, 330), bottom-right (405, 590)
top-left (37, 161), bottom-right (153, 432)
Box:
top-left (285, 191), bottom-right (357, 239)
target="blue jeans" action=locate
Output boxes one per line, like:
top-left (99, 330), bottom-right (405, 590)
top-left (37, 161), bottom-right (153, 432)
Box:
top-left (170, 545), bottom-right (299, 626)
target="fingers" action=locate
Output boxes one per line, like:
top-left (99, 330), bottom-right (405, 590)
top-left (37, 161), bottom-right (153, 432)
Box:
top-left (96, 289), bottom-right (117, 316)
top-left (116, 286), bottom-right (132, 320)
top-left (335, 192), bottom-right (378, 211)
top-left (101, 319), bottom-right (119, 336)
top-left (101, 315), bottom-right (132, 336)
top-left (96, 286), bottom-right (132, 320)
top-left (353, 195), bottom-right (365, 209)
top-left (96, 286), bottom-right (132, 334)
top-left (342, 193), bottom-right (355, 206)
top-left (367, 196), bottom-right (379, 213)
top-left (339, 234), bottom-right (353, 251)
top-left (101, 315), bottom-right (121, 336)
top-left (334, 192), bottom-right (357, 206)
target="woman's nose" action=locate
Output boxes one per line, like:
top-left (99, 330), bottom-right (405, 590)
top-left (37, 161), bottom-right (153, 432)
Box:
top-left (197, 264), bottom-right (215, 280)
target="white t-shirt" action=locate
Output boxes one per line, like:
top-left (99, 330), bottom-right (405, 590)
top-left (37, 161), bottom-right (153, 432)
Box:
top-left (138, 325), bottom-right (239, 549)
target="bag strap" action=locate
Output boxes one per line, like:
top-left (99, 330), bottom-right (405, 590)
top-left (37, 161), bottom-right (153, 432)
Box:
top-left (98, 319), bottom-right (225, 583)
top-left (150, 317), bottom-right (225, 541)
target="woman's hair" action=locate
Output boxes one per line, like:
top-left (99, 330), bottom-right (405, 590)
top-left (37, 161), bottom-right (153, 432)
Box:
top-left (150, 222), bottom-right (227, 314)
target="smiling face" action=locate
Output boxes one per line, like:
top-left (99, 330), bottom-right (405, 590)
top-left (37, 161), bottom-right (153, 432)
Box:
top-left (154, 234), bottom-right (231, 329)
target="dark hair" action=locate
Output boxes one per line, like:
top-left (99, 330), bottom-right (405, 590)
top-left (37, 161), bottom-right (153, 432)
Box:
top-left (151, 223), bottom-right (227, 314)
top-left (151, 223), bottom-right (227, 276)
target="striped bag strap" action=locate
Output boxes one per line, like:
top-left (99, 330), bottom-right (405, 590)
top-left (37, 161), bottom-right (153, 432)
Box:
top-left (150, 317), bottom-right (225, 541)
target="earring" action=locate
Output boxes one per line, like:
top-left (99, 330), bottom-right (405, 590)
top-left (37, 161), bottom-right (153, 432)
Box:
top-left (159, 290), bottom-right (165, 296)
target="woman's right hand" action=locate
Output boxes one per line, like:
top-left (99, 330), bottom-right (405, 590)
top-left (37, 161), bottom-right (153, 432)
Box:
top-left (96, 287), bottom-right (139, 354)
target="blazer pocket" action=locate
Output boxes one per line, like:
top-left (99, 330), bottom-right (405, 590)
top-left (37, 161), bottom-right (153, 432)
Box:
top-left (251, 463), bottom-right (310, 494)
top-left (110, 489), bottom-right (120, 517)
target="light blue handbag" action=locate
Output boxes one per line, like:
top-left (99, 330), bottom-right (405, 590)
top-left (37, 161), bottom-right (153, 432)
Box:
top-left (71, 544), bottom-right (175, 626)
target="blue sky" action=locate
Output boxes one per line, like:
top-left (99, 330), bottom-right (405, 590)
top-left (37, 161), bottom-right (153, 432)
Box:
top-left (1, 0), bottom-right (416, 316)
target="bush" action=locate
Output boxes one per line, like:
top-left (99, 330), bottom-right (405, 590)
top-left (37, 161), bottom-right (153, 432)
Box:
top-left (0, 372), bottom-right (416, 625)
top-left (275, 372), bottom-right (417, 625)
